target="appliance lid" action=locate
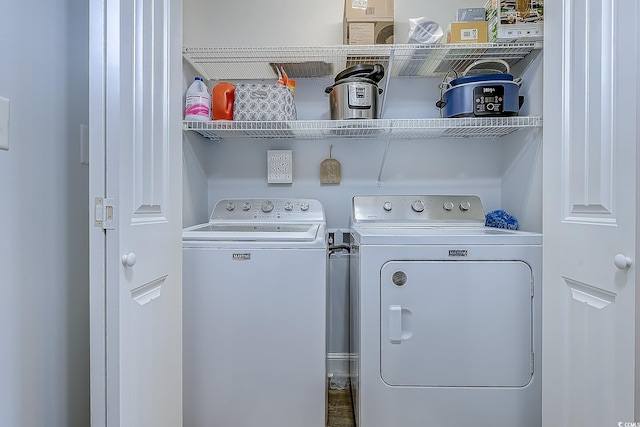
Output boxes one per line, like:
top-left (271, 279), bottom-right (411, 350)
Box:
top-left (182, 222), bottom-right (323, 242)
top-left (450, 73), bottom-right (514, 86)
top-left (183, 198), bottom-right (326, 244)
top-left (350, 224), bottom-right (542, 245)
top-left (334, 63), bottom-right (385, 84)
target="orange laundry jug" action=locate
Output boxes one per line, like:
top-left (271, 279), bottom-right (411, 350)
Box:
top-left (212, 82), bottom-right (235, 120)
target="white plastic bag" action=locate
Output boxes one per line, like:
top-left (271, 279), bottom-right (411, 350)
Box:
top-left (407, 17), bottom-right (444, 44)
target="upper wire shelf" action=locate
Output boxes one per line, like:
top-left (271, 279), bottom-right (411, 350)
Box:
top-left (183, 117), bottom-right (542, 140)
top-left (183, 42), bottom-right (542, 81)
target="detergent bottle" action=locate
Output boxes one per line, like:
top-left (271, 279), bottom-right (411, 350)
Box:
top-left (184, 77), bottom-right (211, 121)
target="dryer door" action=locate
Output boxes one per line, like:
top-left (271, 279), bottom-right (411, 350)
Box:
top-left (380, 260), bottom-right (533, 387)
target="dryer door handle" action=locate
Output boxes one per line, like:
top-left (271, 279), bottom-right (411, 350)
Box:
top-left (388, 305), bottom-right (403, 344)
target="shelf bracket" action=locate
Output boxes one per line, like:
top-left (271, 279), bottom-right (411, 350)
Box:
top-left (376, 136), bottom-right (392, 185)
top-left (379, 48), bottom-right (396, 119)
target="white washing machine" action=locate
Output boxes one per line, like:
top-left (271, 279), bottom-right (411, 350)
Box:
top-left (350, 195), bottom-right (542, 427)
top-left (183, 198), bottom-right (327, 427)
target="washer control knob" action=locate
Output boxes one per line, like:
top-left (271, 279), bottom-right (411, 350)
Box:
top-left (411, 200), bottom-right (425, 213)
top-left (261, 201), bottom-right (274, 213)
top-left (459, 201), bottom-right (471, 211)
top-left (284, 202), bottom-right (294, 211)
top-left (242, 202), bottom-right (252, 211)
top-left (226, 202), bottom-right (236, 211)
top-left (443, 201), bottom-right (454, 211)
top-left (383, 201), bottom-right (393, 212)
top-left (300, 202), bottom-right (310, 212)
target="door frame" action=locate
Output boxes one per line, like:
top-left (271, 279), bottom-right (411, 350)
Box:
top-left (88, 0), bottom-right (107, 425)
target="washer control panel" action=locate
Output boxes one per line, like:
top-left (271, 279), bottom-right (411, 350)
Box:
top-left (352, 195), bottom-right (485, 224)
top-left (210, 198), bottom-right (324, 222)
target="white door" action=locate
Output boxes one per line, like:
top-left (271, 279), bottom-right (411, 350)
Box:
top-left (89, 0), bottom-right (183, 425)
top-left (543, 0), bottom-right (638, 425)
top-left (380, 261), bottom-right (533, 387)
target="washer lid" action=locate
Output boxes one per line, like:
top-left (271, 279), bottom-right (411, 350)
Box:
top-left (182, 222), bottom-right (323, 242)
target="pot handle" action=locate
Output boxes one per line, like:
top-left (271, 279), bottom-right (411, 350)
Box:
top-left (463, 59), bottom-right (510, 76)
top-left (365, 63), bottom-right (385, 83)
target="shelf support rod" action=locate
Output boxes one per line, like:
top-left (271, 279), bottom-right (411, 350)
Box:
top-left (376, 135), bottom-right (392, 185)
top-left (379, 48), bottom-right (396, 119)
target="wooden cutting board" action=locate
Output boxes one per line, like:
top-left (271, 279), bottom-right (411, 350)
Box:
top-left (320, 145), bottom-right (341, 184)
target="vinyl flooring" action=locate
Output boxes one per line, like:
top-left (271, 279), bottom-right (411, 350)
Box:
top-left (327, 386), bottom-right (355, 427)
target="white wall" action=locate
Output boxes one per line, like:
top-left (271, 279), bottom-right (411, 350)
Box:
top-left (0, 1), bottom-right (90, 426)
top-left (183, 0), bottom-right (486, 47)
top-left (184, 75), bottom-right (536, 231)
top-left (500, 50), bottom-right (544, 233)
top-left (181, 0), bottom-right (541, 232)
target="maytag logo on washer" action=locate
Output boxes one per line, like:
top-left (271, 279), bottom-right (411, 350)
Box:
top-left (448, 249), bottom-right (468, 257)
top-left (232, 253), bottom-right (251, 261)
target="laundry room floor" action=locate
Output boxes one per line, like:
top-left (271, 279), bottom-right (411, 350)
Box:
top-left (327, 385), bottom-right (355, 427)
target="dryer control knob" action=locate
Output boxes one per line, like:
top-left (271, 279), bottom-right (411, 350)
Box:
top-left (284, 202), bottom-right (294, 211)
top-left (226, 202), bottom-right (236, 211)
top-left (443, 201), bottom-right (454, 211)
top-left (411, 200), bottom-right (425, 213)
top-left (300, 202), bottom-right (310, 211)
top-left (261, 201), bottom-right (274, 213)
top-left (242, 202), bottom-right (252, 211)
top-left (383, 201), bottom-right (393, 211)
top-left (459, 201), bottom-right (471, 211)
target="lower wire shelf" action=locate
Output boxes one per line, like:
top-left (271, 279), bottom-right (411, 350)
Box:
top-left (183, 117), bottom-right (542, 140)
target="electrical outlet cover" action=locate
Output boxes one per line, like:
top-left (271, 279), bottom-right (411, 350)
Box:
top-left (0, 97), bottom-right (10, 151)
top-left (267, 150), bottom-right (293, 184)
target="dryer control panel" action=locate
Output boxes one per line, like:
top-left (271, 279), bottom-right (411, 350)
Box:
top-left (352, 195), bottom-right (485, 225)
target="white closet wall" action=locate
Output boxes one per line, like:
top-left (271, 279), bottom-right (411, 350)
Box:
top-left (181, 0), bottom-right (544, 371)
top-left (0, 1), bottom-right (90, 426)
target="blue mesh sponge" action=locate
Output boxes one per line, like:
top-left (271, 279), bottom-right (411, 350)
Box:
top-left (485, 210), bottom-right (519, 230)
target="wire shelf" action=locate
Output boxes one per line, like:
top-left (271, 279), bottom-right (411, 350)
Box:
top-left (183, 42), bottom-right (542, 81)
top-left (183, 117), bottom-right (542, 140)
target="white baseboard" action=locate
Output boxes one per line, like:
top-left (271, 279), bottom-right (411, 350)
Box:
top-left (326, 352), bottom-right (354, 378)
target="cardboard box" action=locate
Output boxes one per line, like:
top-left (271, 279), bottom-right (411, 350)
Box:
top-left (486, 0), bottom-right (543, 42)
top-left (344, 19), bottom-right (394, 45)
top-left (344, 0), bottom-right (394, 19)
top-left (344, 0), bottom-right (394, 45)
top-left (456, 7), bottom-right (487, 22)
top-left (447, 21), bottom-right (488, 43)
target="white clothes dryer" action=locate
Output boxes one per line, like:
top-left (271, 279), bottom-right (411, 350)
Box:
top-left (183, 198), bottom-right (327, 427)
top-left (350, 195), bottom-right (541, 427)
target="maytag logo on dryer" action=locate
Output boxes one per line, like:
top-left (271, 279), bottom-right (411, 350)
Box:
top-left (232, 253), bottom-right (251, 261)
top-left (448, 249), bottom-right (468, 257)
